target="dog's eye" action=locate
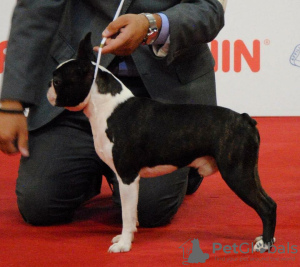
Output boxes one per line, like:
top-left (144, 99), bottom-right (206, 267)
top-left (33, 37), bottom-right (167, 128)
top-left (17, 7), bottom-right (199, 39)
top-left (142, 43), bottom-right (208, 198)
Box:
top-left (53, 79), bottom-right (62, 87)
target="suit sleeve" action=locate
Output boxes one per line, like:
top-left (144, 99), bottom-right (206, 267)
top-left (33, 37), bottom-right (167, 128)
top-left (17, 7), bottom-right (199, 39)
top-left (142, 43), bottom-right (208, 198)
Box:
top-left (1, 0), bottom-right (67, 107)
top-left (162, 0), bottom-right (224, 64)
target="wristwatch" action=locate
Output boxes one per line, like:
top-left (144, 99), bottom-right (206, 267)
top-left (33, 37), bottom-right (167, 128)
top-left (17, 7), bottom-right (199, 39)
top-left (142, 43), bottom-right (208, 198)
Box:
top-left (140, 13), bottom-right (159, 45)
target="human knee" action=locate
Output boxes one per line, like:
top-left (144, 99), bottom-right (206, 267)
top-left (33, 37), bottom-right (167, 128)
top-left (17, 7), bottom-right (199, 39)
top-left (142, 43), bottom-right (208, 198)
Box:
top-left (16, 188), bottom-right (72, 226)
top-left (138, 198), bottom-right (179, 228)
top-left (137, 170), bottom-right (188, 228)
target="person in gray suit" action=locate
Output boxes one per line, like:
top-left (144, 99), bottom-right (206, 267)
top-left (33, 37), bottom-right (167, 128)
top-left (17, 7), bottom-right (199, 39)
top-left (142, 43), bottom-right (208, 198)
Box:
top-left (0, 1), bottom-right (224, 226)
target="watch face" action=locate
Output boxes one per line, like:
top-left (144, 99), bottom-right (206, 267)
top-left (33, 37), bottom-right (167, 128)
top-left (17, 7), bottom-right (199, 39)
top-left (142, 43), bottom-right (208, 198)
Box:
top-left (147, 29), bottom-right (158, 45)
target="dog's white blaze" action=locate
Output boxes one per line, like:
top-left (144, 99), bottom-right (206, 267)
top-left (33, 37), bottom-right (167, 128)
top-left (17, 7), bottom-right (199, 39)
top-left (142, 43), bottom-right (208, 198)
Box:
top-left (189, 156), bottom-right (218, 177)
top-left (47, 84), bottom-right (57, 106)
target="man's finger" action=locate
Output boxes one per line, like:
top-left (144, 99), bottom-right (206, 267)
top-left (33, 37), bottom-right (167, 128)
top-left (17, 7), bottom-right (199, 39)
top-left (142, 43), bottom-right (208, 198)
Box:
top-left (102, 16), bottom-right (128, 38)
top-left (101, 36), bottom-right (126, 55)
top-left (18, 131), bottom-right (29, 157)
top-left (0, 141), bottom-right (18, 155)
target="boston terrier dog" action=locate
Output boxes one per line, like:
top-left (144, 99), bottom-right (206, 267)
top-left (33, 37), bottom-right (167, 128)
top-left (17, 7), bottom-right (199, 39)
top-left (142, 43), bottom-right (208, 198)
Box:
top-left (47, 33), bottom-right (276, 253)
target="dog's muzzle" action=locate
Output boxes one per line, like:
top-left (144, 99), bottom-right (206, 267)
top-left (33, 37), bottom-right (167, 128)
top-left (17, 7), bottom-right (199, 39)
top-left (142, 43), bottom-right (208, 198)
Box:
top-left (47, 81), bottom-right (57, 106)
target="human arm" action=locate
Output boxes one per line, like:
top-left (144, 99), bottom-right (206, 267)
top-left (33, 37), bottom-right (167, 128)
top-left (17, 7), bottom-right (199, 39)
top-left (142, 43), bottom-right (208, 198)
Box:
top-left (97, 0), bottom-right (224, 63)
top-left (0, 0), bottom-right (67, 156)
top-left (100, 13), bottom-right (162, 56)
top-left (162, 0), bottom-right (224, 63)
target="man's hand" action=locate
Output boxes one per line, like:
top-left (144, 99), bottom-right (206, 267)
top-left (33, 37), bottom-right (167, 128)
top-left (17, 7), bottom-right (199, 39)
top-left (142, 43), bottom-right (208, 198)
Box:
top-left (0, 100), bottom-right (29, 157)
top-left (94, 14), bottom-right (161, 56)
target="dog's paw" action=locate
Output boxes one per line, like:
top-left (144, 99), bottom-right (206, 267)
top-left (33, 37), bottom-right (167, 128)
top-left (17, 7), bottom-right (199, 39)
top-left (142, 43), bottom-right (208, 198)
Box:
top-left (108, 240), bottom-right (132, 253)
top-left (254, 240), bottom-right (268, 253)
top-left (108, 233), bottom-right (134, 253)
top-left (254, 236), bottom-right (276, 253)
top-left (111, 235), bottom-right (122, 244)
top-left (254, 235), bottom-right (263, 243)
top-left (254, 235), bottom-right (276, 244)
top-left (111, 233), bottom-right (134, 244)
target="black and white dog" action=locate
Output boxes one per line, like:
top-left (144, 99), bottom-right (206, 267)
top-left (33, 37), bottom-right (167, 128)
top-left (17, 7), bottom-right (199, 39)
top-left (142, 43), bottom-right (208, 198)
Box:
top-left (47, 33), bottom-right (276, 253)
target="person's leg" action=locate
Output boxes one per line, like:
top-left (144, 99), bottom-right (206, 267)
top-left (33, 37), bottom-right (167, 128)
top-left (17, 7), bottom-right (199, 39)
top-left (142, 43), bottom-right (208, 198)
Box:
top-left (16, 111), bottom-right (107, 225)
top-left (110, 168), bottom-right (188, 227)
top-left (138, 169), bottom-right (189, 227)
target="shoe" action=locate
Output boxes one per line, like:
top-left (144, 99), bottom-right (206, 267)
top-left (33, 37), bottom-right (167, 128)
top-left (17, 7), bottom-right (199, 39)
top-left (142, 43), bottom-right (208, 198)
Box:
top-left (186, 168), bottom-right (204, 195)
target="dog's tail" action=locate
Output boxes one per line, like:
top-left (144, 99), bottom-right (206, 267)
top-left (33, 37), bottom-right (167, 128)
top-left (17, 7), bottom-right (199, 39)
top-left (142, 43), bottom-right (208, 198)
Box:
top-left (241, 113), bottom-right (260, 145)
top-left (241, 113), bottom-right (257, 127)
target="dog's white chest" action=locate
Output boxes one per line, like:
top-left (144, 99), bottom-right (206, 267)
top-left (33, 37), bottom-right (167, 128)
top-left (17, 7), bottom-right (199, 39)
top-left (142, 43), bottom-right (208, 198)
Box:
top-left (83, 99), bottom-right (112, 165)
top-left (92, 117), bottom-right (112, 156)
top-left (84, 84), bottom-right (133, 171)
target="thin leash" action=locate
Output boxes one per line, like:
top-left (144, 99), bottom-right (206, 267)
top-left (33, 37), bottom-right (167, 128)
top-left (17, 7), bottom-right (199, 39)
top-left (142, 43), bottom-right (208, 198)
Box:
top-left (91, 0), bottom-right (125, 88)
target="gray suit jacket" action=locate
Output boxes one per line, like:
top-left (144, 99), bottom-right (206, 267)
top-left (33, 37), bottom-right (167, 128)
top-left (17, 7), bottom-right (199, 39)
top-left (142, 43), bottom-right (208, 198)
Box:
top-left (1, 0), bottom-right (224, 130)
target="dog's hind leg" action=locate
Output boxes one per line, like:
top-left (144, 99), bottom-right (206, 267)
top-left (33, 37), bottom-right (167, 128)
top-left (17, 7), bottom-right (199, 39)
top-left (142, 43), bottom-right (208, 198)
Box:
top-left (218, 162), bottom-right (277, 252)
top-left (108, 175), bottom-right (140, 253)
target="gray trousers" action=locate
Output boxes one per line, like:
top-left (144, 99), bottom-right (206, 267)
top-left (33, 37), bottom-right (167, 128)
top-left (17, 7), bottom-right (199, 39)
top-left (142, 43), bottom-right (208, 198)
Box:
top-left (16, 77), bottom-right (189, 227)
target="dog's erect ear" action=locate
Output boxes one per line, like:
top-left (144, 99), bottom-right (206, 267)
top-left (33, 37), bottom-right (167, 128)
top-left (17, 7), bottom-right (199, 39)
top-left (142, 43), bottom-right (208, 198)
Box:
top-left (76, 32), bottom-right (96, 62)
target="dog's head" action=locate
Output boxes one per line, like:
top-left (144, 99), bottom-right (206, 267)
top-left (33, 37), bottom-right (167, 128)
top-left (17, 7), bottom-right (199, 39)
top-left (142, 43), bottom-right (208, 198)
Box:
top-left (47, 32), bottom-right (96, 111)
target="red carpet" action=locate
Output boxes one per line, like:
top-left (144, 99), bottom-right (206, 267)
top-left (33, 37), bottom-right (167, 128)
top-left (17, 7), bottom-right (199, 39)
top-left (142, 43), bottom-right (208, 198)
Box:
top-left (0, 117), bottom-right (299, 266)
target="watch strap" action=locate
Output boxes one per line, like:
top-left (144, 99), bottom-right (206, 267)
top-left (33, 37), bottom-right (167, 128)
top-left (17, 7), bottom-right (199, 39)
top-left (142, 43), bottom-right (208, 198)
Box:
top-left (140, 13), bottom-right (158, 45)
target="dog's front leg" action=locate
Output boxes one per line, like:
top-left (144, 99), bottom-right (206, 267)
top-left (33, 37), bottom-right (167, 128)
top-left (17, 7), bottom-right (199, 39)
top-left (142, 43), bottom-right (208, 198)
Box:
top-left (108, 175), bottom-right (140, 253)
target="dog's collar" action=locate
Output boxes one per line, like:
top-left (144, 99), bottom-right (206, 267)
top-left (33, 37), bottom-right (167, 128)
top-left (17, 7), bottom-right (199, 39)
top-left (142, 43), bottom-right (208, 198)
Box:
top-left (57, 59), bottom-right (76, 69)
